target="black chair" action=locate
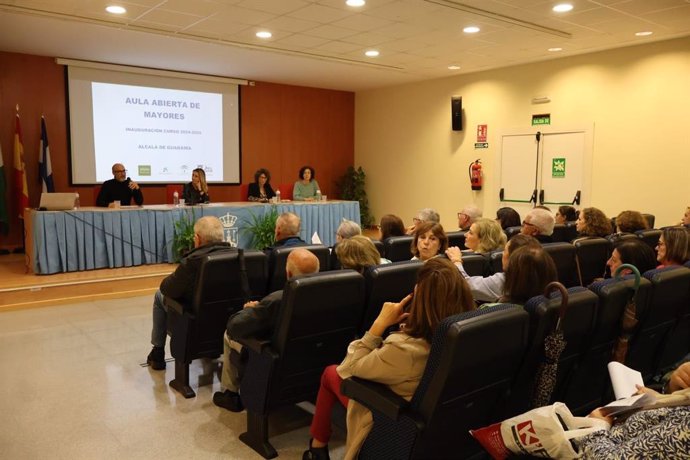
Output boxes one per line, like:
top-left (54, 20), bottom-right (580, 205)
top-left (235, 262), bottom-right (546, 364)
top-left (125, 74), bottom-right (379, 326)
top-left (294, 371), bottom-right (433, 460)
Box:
top-left (166, 251), bottom-right (261, 398)
top-left (542, 242), bottom-right (580, 287)
top-left (237, 270), bottom-right (366, 459)
top-left (373, 239), bottom-right (385, 258)
top-left (245, 249), bottom-right (269, 300)
top-left (552, 224), bottom-right (575, 243)
top-left (361, 261), bottom-right (422, 335)
top-left (462, 252), bottom-right (490, 277)
top-left (564, 221), bottom-right (579, 242)
top-left (504, 226), bottom-right (522, 240)
top-left (266, 244), bottom-right (330, 292)
top-left (626, 266), bottom-right (690, 382)
top-left (642, 213), bottom-right (655, 229)
top-left (636, 229), bottom-right (662, 250)
top-left (383, 236), bottom-right (414, 262)
top-left (574, 237), bottom-right (611, 286)
top-left (447, 230), bottom-right (467, 249)
top-left (341, 305), bottom-right (530, 460)
top-left (489, 250), bottom-right (503, 274)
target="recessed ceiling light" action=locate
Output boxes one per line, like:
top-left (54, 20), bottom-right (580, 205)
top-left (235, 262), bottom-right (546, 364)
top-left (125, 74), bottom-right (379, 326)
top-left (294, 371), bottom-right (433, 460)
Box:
top-left (448, 65), bottom-right (461, 70)
top-left (365, 50), bottom-right (379, 57)
top-left (548, 47), bottom-right (563, 52)
top-left (256, 31), bottom-right (272, 39)
top-left (635, 31), bottom-right (653, 36)
top-left (553, 3), bottom-right (573, 13)
top-left (105, 5), bottom-right (126, 14)
top-left (463, 26), bottom-right (480, 34)
top-left (346, 0), bottom-right (366, 6)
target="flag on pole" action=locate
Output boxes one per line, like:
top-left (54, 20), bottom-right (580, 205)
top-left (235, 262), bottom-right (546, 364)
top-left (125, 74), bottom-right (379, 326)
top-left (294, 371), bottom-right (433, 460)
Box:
top-left (0, 143), bottom-right (9, 235)
top-left (13, 112), bottom-right (30, 219)
top-left (39, 116), bottom-right (55, 193)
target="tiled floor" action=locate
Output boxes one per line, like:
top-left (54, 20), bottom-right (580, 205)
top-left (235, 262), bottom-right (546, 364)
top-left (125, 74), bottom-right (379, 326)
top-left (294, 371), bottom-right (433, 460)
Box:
top-left (0, 296), bottom-right (345, 459)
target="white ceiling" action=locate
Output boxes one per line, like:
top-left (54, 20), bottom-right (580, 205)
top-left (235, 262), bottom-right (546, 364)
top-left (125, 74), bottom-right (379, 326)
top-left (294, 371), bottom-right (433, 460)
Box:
top-left (1, 0), bottom-right (690, 91)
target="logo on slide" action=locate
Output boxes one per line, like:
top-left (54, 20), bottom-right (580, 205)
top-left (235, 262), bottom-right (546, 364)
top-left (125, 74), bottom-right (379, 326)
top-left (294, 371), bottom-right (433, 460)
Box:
top-left (219, 213), bottom-right (239, 247)
top-left (138, 165), bottom-right (151, 176)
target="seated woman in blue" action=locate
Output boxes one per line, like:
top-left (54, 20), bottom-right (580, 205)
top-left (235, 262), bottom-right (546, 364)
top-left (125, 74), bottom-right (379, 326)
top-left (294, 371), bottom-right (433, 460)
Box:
top-left (182, 168), bottom-right (210, 204)
top-left (293, 165), bottom-right (320, 201)
top-left (247, 168), bottom-right (276, 202)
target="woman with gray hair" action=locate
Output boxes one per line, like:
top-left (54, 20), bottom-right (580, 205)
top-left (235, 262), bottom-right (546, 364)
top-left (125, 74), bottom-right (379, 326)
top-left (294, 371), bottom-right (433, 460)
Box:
top-left (336, 219), bottom-right (362, 243)
top-left (406, 208), bottom-right (440, 235)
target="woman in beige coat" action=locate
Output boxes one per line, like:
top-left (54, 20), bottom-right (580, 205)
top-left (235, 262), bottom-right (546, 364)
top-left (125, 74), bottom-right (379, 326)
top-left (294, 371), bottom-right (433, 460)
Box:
top-left (302, 258), bottom-right (476, 460)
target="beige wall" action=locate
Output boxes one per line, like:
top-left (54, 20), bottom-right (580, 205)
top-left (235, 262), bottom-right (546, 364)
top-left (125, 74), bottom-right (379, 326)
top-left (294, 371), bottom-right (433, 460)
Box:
top-left (356, 36), bottom-right (690, 230)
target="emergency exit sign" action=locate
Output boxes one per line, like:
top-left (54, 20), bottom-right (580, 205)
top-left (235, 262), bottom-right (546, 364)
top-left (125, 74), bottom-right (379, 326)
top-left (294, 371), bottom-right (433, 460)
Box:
top-left (532, 114), bottom-right (551, 125)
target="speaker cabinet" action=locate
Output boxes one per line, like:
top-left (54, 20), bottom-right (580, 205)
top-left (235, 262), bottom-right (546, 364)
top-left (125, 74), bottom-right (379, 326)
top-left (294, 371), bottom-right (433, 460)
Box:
top-left (451, 96), bottom-right (462, 131)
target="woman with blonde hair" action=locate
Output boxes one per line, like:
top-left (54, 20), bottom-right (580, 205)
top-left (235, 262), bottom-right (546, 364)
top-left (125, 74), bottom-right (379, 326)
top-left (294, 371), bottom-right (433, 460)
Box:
top-left (336, 235), bottom-right (381, 273)
top-left (464, 218), bottom-right (507, 254)
top-left (182, 168), bottom-right (210, 204)
top-left (302, 258), bottom-right (475, 460)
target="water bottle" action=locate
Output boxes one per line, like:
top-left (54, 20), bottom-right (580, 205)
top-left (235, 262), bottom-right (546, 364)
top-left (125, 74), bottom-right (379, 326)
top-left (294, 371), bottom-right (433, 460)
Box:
top-left (173, 191), bottom-right (179, 206)
top-left (74, 192), bottom-right (80, 209)
top-left (315, 189), bottom-right (322, 201)
top-left (275, 189), bottom-right (281, 203)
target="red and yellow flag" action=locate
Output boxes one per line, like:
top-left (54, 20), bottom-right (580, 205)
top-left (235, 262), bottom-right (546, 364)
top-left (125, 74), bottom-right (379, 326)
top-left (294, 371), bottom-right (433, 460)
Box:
top-left (13, 113), bottom-right (29, 218)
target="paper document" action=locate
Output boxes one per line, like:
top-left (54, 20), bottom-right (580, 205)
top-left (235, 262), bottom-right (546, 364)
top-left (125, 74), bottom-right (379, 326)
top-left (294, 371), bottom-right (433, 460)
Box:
top-left (600, 393), bottom-right (656, 417)
top-left (608, 361), bottom-right (644, 400)
top-left (311, 232), bottom-right (322, 244)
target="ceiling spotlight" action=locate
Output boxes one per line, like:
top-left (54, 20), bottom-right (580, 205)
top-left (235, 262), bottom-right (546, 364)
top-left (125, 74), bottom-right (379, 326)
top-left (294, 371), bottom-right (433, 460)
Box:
top-left (635, 31), bottom-right (653, 36)
top-left (105, 5), bottom-right (126, 14)
top-left (346, 0), bottom-right (366, 6)
top-left (552, 3), bottom-right (573, 13)
top-left (365, 50), bottom-right (379, 57)
top-left (548, 47), bottom-right (563, 52)
top-left (448, 65), bottom-right (461, 70)
top-left (463, 26), bottom-right (480, 34)
top-left (256, 31), bottom-right (272, 39)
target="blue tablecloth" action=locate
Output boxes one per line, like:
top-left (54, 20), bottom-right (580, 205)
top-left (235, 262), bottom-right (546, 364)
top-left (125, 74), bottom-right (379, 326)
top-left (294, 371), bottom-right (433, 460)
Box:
top-left (31, 201), bottom-right (361, 274)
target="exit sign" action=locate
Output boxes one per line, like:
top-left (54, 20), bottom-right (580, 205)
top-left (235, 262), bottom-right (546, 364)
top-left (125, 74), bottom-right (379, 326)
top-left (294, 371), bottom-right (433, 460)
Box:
top-left (532, 114), bottom-right (551, 125)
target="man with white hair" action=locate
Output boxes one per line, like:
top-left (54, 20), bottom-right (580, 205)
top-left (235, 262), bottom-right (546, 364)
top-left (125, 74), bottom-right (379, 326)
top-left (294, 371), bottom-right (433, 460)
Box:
top-left (521, 208), bottom-right (555, 243)
top-left (406, 208), bottom-right (441, 235)
top-left (457, 205), bottom-right (482, 231)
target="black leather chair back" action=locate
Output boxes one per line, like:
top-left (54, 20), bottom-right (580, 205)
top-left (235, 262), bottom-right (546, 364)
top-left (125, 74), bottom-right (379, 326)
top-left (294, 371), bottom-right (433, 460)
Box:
top-left (373, 239), bottom-right (385, 258)
top-left (267, 244), bottom-right (330, 292)
top-left (489, 250), bottom-right (503, 274)
top-left (349, 305), bottom-right (530, 460)
top-left (627, 266), bottom-right (690, 380)
top-left (462, 252), bottom-right (490, 277)
top-left (636, 229), bottom-right (661, 250)
top-left (361, 261), bottom-right (422, 334)
top-left (574, 237), bottom-right (611, 286)
top-left (244, 249), bottom-right (269, 300)
top-left (564, 222), bottom-right (579, 242)
top-left (504, 226), bottom-right (522, 240)
top-left (446, 231), bottom-right (467, 249)
top-left (383, 236), bottom-right (414, 262)
top-left (552, 224), bottom-right (576, 243)
top-left (642, 213), bottom-right (655, 229)
top-left (542, 242), bottom-right (580, 287)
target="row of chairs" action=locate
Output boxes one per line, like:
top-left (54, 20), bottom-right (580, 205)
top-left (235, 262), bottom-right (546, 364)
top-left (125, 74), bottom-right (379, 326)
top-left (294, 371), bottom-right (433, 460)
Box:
top-left (224, 261), bottom-right (688, 458)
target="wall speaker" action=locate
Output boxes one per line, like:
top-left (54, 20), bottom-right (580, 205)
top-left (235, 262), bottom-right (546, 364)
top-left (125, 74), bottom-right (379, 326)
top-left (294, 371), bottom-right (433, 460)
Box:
top-left (451, 96), bottom-right (462, 131)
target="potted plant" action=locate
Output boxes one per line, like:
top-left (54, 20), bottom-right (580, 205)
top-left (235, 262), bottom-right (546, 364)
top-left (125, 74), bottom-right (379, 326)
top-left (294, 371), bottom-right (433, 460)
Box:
top-left (172, 209), bottom-right (196, 262)
top-left (243, 206), bottom-right (279, 249)
top-left (337, 166), bottom-right (374, 227)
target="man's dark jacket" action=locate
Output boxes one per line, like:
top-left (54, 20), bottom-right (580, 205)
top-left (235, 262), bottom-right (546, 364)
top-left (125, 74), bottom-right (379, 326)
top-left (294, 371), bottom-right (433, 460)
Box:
top-left (227, 290), bottom-right (283, 340)
top-left (96, 178), bottom-right (144, 207)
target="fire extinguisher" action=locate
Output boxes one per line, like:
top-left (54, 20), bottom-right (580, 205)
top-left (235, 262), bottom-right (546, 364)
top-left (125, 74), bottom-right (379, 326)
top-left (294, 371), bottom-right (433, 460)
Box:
top-left (469, 159), bottom-right (482, 191)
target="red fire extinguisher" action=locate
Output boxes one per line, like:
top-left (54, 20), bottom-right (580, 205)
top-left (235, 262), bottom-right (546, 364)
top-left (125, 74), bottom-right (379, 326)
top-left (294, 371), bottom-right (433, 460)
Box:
top-left (469, 159), bottom-right (482, 191)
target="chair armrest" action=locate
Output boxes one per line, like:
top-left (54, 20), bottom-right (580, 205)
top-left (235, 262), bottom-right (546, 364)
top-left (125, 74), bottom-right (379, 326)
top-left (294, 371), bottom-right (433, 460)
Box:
top-left (235, 336), bottom-right (272, 354)
top-left (164, 297), bottom-right (185, 315)
top-left (341, 377), bottom-right (410, 420)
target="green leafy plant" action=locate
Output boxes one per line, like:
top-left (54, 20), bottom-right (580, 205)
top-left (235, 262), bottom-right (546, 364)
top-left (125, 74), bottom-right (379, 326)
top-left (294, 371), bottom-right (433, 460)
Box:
top-left (172, 209), bottom-right (196, 262)
top-left (337, 166), bottom-right (374, 227)
top-left (243, 206), bottom-right (279, 249)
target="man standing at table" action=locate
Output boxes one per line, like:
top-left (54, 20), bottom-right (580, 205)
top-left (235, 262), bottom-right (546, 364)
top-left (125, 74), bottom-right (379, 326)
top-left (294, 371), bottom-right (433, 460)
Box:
top-left (96, 163), bottom-right (144, 207)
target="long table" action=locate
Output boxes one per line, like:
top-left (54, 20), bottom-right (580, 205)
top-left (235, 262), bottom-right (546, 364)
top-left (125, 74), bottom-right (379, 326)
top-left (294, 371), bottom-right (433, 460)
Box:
top-left (27, 201), bottom-right (361, 274)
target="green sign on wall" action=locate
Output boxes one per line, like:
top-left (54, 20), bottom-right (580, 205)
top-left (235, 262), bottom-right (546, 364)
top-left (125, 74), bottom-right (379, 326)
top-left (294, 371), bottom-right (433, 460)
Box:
top-left (552, 158), bottom-right (566, 177)
top-left (138, 165), bottom-right (152, 176)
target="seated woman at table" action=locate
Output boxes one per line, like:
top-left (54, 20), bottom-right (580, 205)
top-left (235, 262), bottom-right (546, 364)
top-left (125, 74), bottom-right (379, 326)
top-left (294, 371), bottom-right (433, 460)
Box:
top-left (293, 165), bottom-right (321, 201)
top-left (465, 218), bottom-right (507, 254)
top-left (656, 226), bottom-right (690, 268)
top-left (247, 168), bottom-right (276, 203)
top-left (182, 168), bottom-right (210, 204)
top-left (411, 222), bottom-right (448, 262)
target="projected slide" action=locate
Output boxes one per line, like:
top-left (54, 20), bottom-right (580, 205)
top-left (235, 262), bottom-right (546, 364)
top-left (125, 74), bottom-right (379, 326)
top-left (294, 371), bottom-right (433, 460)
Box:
top-left (92, 82), bottom-right (223, 182)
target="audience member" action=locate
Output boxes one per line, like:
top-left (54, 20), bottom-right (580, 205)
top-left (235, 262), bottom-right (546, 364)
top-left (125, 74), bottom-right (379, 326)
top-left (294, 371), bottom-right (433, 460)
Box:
top-left (520, 208), bottom-right (555, 243)
top-left (213, 249), bottom-right (320, 412)
top-left (182, 168), bottom-right (210, 204)
top-left (465, 218), bottom-right (507, 254)
top-left (336, 235), bottom-right (383, 272)
top-left (447, 234), bottom-right (540, 303)
top-left (495, 207), bottom-right (521, 229)
top-left (606, 239), bottom-right (657, 277)
top-left (379, 214), bottom-right (406, 241)
top-left (293, 166), bottom-right (320, 201)
top-left (335, 219), bottom-right (362, 243)
top-left (457, 205), bottom-right (482, 231)
top-left (411, 221), bottom-right (448, 262)
top-left (499, 246), bottom-right (558, 304)
top-left (656, 226), bottom-right (690, 268)
top-left (146, 216), bottom-right (233, 370)
top-left (96, 163), bottom-right (144, 207)
top-left (615, 210), bottom-right (648, 234)
top-left (681, 206), bottom-right (690, 227)
top-left (247, 168), bottom-right (276, 202)
top-left (302, 258), bottom-right (475, 460)
top-left (555, 205), bottom-right (577, 224)
top-left (406, 208), bottom-right (440, 235)
top-left (575, 207), bottom-right (613, 240)
top-left (265, 212), bottom-right (305, 251)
